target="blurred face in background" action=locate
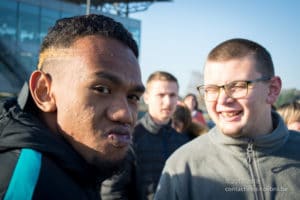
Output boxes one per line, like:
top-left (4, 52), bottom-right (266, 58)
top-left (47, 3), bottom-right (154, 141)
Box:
top-left (184, 95), bottom-right (197, 111)
top-left (171, 104), bottom-right (192, 133)
top-left (288, 121), bottom-right (300, 131)
top-left (277, 101), bottom-right (300, 132)
top-left (144, 80), bottom-right (178, 124)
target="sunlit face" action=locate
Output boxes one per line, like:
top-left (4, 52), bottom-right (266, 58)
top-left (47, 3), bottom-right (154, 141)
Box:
top-left (49, 36), bottom-right (144, 169)
top-left (144, 80), bottom-right (178, 124)
top-left (204, 55), bottom-right (276, 138)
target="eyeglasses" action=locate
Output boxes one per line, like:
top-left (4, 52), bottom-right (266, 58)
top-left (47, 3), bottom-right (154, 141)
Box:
top-left (197, 77), bottom-right (272, 102)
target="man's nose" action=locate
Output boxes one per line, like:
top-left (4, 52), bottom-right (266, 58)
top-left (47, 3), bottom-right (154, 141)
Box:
top-left (107, 97), bottom-right (133, 124)
top-left (217, 87), bottom-right (233, 104)
top-left (163, 95), bottom-right (175, 107)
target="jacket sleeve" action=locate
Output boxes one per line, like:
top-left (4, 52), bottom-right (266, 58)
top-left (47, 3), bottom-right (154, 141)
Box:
top-left (100, 147), bottom-right (136, 200)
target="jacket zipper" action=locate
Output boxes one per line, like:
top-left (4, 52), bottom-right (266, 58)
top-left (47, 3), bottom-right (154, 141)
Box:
top-left (246, 140), bottom-right (264, 200)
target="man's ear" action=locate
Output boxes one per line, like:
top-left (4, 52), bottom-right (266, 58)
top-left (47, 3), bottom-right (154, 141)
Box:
top-left (29, 70), bottom-right (57, 112)
top-left (266, 76), bottom-right (282, 104)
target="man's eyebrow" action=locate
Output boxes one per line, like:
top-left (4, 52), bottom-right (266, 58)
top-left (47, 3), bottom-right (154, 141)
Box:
top-left (133, 85), bottom-right (146, 94)
top-left (95, 71), bottom-right (122, 84)
top-left (95, 71), bottom-right (145, 93)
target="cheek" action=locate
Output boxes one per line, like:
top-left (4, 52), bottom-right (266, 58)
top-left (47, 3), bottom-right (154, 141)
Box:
top-left (205, 101), bottom-right (216, 116)
top-left (56, 99), bottom-right (78, 128)
top-left (243, 95), bottom-right (264, 115)
top-left (154, 98), bottom-right (163, 108)
top-left (54, 82), bottom-right (81, 120)
top-left (171, 96), bottom-right (178, 107)
top-left (59, 101), bottom-right (95, 134)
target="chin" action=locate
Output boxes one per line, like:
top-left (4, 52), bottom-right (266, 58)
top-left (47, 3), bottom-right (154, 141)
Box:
top-left (220, 126), bottom-right (243, 138)
top-left (223, 132), bottom-right (243, 138)
top-left (91, 151), bottom-right (128, 177)
top-left (110, 147), bottom-right (129, 162)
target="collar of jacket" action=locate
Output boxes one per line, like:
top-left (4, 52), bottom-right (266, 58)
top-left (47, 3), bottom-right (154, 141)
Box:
top-left (208, 111), bottom-right (289, 154)
top-left (140, 112), bottom-right (172, 134)
top-left (17, 82), bottom-right (29, 110)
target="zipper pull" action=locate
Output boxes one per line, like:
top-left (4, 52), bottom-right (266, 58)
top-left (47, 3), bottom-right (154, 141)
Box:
top-left (246, 139), bottom-right (254, 164)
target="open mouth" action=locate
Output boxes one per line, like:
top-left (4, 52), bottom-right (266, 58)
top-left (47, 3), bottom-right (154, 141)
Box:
top-left (219, 111), bottom-right (243, 121)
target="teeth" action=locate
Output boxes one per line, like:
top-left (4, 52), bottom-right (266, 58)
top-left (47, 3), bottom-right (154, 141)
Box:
top-left (222, 111), bottom-right (239, 117)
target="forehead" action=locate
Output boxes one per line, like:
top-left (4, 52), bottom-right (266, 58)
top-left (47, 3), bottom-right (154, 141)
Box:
top-left (147, 80), bottom-right (178, 94)
top-left (204, 56), bottom-right (260, 84)
top-left (73, 36), bottom-right (137, 67)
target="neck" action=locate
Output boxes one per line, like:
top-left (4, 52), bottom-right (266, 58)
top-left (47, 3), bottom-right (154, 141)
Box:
top-left (150, 116), bottom-right (170, 126)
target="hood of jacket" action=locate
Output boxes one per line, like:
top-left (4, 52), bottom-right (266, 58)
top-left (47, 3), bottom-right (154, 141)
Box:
top-left (139, 112), bottom-right (173, 134)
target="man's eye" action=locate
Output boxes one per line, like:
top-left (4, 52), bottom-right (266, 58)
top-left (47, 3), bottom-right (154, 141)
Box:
top-left (229, 82), bottom-right (247, 89)
top-left (128, 94), bottom-right (141, 103)
top-left (94, 85), bottom-right (111, 94)
top-left (205, 87), bottom-right (219, 93)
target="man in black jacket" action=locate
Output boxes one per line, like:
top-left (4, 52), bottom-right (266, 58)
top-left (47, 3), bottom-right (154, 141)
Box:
top-left (101, 71), bottom-right (189, 200)
top-left (0, 14), bottom-right (144, 199)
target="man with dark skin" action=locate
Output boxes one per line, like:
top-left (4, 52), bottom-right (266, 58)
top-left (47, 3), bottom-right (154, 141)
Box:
top-left (0, 14), bottom-right (145, 199)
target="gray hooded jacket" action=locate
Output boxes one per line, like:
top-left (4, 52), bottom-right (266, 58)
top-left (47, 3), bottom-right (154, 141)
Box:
top-left (155, 112), bottom-right (300, 200)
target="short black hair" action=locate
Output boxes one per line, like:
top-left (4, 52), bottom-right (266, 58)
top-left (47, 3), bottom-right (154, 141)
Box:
top-left (39, 14), bottom-right (138, 62)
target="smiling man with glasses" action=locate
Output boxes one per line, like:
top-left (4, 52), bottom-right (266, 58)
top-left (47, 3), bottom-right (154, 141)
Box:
top-left (155, 38), bottom-right (300, 200)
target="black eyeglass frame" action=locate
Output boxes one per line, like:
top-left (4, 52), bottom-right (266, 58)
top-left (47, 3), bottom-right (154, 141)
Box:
top-left (196, 76), bottom-right (272, 101)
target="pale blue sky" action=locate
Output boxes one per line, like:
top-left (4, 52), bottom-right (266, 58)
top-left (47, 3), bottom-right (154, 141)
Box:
top-left (131, 0), bottom-right (300, 96)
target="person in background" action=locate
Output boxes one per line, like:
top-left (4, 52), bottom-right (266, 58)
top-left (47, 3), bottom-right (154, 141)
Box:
top-left (277, 101), bottom-right (300, 131)
top-left (0, 14), bottom-right (145, 199)
top-left (172, 102), bottom-right (208, 140)
top-left (101, 71), bottom-right (189, 200)
top-left (171, 102), bottom-right (192, 133)
top-left (183, 93), bottom-right (207, 126)
top-left (155, 38), bottom-right (300, 199)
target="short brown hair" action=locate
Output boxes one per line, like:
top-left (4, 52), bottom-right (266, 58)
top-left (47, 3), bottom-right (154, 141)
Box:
top-left (207, 38), bottom-right (274, 77)
top-left (146, 71), bottom-right (178, 88)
